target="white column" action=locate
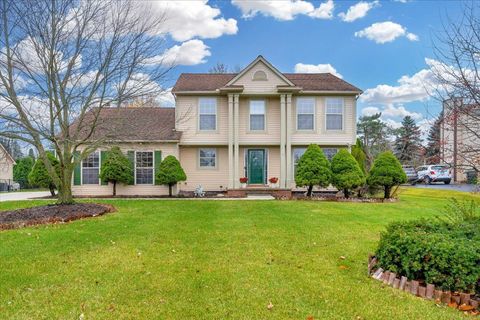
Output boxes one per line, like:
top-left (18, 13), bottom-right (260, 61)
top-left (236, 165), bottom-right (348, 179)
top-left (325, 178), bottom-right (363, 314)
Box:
top-left (280, 94), bottom-right (286, 188)
top-left (233, 94), bottom-right (240, 188)
top-left (286, 94), bottom-right (292, 188)
top-left (228, 94), bottom-right (234, 189)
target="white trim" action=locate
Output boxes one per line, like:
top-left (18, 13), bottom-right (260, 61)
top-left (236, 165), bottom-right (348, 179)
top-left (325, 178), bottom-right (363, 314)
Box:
top-left (81, 151), bottom-right (100, 185)
top-left (325, 97), bottom-right (345, 131)
top-left (134, 150), bottom-right (154, 186)
top-left (198, 97), bottom-right (218, 132)
top-left (225, 55), bottom-right (295, 87)
top-left (198, 147), bottom-right (218, 170)
top-left (248, 99), bottom-right (267, 132)
top-left (296, 97), bottom-right (316, 132)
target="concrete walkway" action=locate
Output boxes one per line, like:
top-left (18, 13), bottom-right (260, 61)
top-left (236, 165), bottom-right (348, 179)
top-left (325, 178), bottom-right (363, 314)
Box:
top-left (0, 191), bottom-right (51, 202)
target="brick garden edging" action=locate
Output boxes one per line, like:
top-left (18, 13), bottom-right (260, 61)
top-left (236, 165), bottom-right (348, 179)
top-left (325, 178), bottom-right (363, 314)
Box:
top-left (368, 254), bottom-right (480, 315)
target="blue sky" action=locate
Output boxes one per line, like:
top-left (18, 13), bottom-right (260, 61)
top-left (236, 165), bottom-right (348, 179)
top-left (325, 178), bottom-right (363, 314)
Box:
top-left (155, 0), bottom-right (463, 134)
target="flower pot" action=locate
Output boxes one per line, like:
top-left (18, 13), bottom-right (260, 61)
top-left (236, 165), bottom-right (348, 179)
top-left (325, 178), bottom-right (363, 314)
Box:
top-left (241, 183), bottom-right (247, 189)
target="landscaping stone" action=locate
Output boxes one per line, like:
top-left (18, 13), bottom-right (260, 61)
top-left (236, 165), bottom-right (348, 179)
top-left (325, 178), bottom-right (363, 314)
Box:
top-left (434, 290), bottom-right (443, 301)
top-left (399, 276), bottom-right (407, 290)
top-left (393, 278), bottom-right (400, 289)
top-left (383, 271), bottom-right (391, 284)
top-left (418, 286), bottom-right (426, 298)
top-left (426, 284), bottom-right (434, 299)
top-left (441, 291), bottom-right (452, 304)
top-left (460, 293), bottom-right (470, 305)
top-left (388, 272), bottom-right (396, 286)
top-left (410, 280), bottom-right (419, 296)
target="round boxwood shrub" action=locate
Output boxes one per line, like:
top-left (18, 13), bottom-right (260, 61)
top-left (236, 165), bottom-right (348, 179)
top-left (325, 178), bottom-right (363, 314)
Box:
top-left (375, 218), bottom-right (480, 294)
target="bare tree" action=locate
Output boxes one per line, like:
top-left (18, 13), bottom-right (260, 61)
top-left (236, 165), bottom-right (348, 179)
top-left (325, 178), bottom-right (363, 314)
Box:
top-left (0, 0), bottom-right (173, 203)
top-left (430, 2), bottom-right (480, 179)
top-left (209, 62), bottom-right (242, 73)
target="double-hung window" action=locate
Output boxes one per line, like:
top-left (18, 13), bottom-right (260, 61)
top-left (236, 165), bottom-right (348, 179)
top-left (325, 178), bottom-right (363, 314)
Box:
top-left (136, 151), bottom-right (153, 184)
top-left (293, 147), bottom-right (307, 175)
top-left (199, 98), bottom-right (217, 131)
top-left (199, 148), bottom-right (216, 168)
top-left (250, 100), bottom-right (265, 131)
top-left (296, 98), bottom-right (315, 130)
top-left (82, 152), bottom-right (99, 184)
top-left (326, 98), bottom-right (344, 130)
top-left (323, 148), bottom-right (338, 161)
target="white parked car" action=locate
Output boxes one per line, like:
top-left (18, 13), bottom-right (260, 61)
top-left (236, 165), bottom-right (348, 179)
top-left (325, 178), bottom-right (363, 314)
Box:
top-left (416, 165), bottom-right (452, 185)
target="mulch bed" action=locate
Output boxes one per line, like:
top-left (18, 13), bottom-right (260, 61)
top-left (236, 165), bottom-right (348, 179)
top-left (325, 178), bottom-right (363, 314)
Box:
top-left (0, 203), bottom-right (115, 231)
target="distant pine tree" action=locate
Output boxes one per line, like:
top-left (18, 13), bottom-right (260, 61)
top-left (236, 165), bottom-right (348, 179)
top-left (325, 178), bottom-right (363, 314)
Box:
top-left (425, 112), bottom-right (443, 164)
top-left (393, 116), bottom-right (422, 165)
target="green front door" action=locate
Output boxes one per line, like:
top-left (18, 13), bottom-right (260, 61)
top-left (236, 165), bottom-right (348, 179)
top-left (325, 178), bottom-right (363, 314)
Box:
top-left (248, 149), bottom-right (265, 184)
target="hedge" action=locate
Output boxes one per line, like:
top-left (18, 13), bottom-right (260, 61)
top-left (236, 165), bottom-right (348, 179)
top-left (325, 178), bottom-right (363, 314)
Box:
top-left (375, 218), bottom-right (480, 294)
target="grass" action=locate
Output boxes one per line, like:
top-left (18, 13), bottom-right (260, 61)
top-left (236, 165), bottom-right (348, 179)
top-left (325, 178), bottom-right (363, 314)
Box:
top-left (0, 188), bottom-right (476, 319)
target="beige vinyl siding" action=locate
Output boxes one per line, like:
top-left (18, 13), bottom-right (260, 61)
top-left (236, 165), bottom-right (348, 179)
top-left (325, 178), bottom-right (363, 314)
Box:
top-left (0, 149), bottom-right (14, 181)
top-left (179, 146), bottom-right (229, 191)
top-left (72, 142), bottom-right (178, 196)
top-left (176, 95), bottom-right (228, 145)
top-left (233, 61), bottom-right (290, 94)
top-left (291, 96), bottom-right (356, 146)
top-left (237, 146), bottom-right (280, 184)
top-left (238, 97), bottom-right (281, 145)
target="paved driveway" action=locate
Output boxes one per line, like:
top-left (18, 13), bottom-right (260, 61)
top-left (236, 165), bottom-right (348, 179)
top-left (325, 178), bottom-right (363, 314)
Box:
top-left (0, 191), bottom-right (51, 202)
top-left (408, 183), bottom-right (477, 193)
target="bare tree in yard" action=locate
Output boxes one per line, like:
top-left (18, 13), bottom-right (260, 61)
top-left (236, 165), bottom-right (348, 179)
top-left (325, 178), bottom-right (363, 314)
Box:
top-left (430, 3), bottom-right (480, 176)
top-left (0, 0), bottom-right (173, 203)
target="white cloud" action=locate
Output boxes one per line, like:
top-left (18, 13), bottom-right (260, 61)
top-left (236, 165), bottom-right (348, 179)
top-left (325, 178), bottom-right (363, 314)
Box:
top-left (147, 40), bottom-right (211, 66)
top-left (384, 118), bottom-right (402, 129)
top-left (145, 1), bottom-right (238, 42)
top-left (361, 104), bottom-right (423, 120)
top-left (354, 21), bottom-right (418, 44)
top-left (157, 87), bottom-right (175, 107)
top-left (232, 0), bottom-right (334, 21)
top-left (338, 1), bottom-right (379, 22)
top-left (294, 63), bottom-right (342, 78)
top-left (308, 0), bottom-right (335, 19)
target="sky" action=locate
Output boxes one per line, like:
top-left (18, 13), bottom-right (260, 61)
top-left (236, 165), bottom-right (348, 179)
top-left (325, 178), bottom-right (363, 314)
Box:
top-left (152, 0), bottom-right (465, 137)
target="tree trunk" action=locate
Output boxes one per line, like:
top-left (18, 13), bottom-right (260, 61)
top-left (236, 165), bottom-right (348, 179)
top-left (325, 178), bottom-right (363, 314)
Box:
top-left (384, 186), bottom-right (391, 199)
top-left (344, 188), bottom-right (350, 199)
top-left (113, 181), bottom-right (116, 196)
top-left (57, 166), bottom-right (74, 204)
top-left (49, 184), bottom-right (56, 197)
top-left (168, 184), bottom-right (173, 197)
top-left (307, 184), bottom-right (313, 197)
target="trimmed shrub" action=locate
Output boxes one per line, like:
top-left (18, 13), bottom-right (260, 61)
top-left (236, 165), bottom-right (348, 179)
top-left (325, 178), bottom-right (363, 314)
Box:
top-left (367, 151), bottom-right (407, 199)
top-left (156, 155), bottom-right (187, 197)
top-left (351, 138), bottom-right (367, 174)
top-left (13, 156), bottom-right (34, 188)
top-left (331, 149), bottom-right (365, 198)
top-left (295, 144), bottom-right (331, 197)
top-left (28, 152), bottom-right (59, 196)
top-left (375, 218), bottom-right (480, 294)
top-left (99, 146), bottom-right (133, 196)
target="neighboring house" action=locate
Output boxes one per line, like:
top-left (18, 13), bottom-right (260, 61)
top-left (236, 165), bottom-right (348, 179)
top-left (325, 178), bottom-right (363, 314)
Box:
top-left (0, 143), bottom-right (16, 191)
top-left (440, 98), bottom-right (480, 182)
top-left (72, 56), bottom-right (362, 196)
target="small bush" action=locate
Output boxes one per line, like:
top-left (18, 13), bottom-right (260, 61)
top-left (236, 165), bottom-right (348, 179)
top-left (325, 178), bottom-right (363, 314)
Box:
top-left (375, 217), bottom-right (480, 294)
top-left (330, 149), bottom-right (365, 198)
top-left (295, 144), bottom-right (331, 197)
top-left (367, 151), bottom-right (407, 199)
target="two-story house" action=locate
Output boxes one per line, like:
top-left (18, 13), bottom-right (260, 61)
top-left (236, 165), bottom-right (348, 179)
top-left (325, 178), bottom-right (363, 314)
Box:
top-left (71, 56), bottom-right (362, 196)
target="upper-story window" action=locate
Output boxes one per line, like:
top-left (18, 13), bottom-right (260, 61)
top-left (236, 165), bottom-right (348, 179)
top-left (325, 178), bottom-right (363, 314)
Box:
top-left (249, 100), bottom-right (265, 131)
top-left (296, 98), bottom-right (315, 130)
top-left (136, 151), bottom-right (153, 185)
top-left (253, 70), bottom-right (267, 81)
top-left (199, 98), bottom-right (217, 131)
top-left (82, 151), bottom-right (99, 184)
top-left (326, 98), bottom-right (344, 131)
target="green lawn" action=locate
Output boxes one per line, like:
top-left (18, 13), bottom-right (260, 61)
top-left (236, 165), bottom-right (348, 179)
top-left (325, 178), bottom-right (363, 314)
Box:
top-left (0, 188), bottom-right (475, 319)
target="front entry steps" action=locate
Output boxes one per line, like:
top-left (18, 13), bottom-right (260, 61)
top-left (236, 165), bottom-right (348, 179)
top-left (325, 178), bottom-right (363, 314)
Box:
top-left (227, 187), bottom-right (292, 199)
top-left (246, 194), bottom-right (275, 200)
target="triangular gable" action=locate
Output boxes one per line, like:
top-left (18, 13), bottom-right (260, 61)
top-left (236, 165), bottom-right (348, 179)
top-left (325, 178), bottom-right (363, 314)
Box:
top-left (225, 55), bottom-right (295, 87)
top-left (0, 143), bottom-right (15, 164)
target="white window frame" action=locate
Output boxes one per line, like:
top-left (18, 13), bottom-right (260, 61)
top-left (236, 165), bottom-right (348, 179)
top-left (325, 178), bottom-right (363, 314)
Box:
top-left (135, 151), bottom-right (154, 185)
top-left (198, 97), bottom-right (217, 131)
top-left (249, 99), bottom-right (266, 132)
top-left (325, 97), bottom-right (344, 131)
top-left (296, 97), bottom-right (316, 131)
top-left (81, 151), bottom-right (100, 185)
top-left (252, 70), bottom-right (268, 81)
top-left (292, 147), bottom-right (307, 177)
top-left (198, 148), bottom-right (217, 169)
